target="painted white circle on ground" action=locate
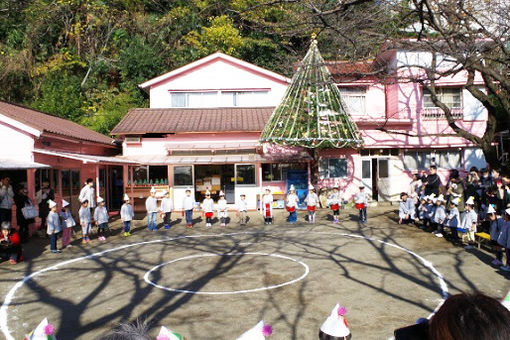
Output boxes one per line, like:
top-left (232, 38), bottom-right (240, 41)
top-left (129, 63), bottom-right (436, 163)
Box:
top-left (0, 231), bottom-right (449, 340)
top-left (143, 252), bottom-right (310, 295)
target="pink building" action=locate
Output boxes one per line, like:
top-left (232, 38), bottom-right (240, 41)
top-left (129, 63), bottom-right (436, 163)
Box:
top-left (112, 49), bottom-right (487, 209)
top-left (0, 101), bottom-right (134, 229)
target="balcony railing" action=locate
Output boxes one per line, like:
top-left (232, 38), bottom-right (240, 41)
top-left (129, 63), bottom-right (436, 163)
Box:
top-left (421, 107), bottom-right (463, 120)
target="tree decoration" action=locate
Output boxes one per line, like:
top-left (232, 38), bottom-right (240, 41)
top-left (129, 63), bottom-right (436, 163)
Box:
top-left (260, 39), bottom-right (363, 149)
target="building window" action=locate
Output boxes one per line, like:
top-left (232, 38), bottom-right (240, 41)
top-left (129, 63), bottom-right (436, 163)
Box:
top-left (170, 92), bottom-right (217, 108)
top-left (403, 150), bottom-right (462, 170)
top-left (423, 87), bottom-right (462, 109)
top-left (174, 166), bottom-right (193, 186)
top-left (339, 87), bottom-right (366, 115)
top-left (236, 164), bottom-right (256, 185)
top-left (437, 150), bottom-right (461, 169)
top-left (319, 158), bottom-right (348, 179)
top-left (403, 151), bottom-right (431, 170)
top-left (220, 91), bottom-right (268, 107)
top-left (378, 159), bottom-right (389, 178)
top-left (149, 166), bottom-right (168, 184)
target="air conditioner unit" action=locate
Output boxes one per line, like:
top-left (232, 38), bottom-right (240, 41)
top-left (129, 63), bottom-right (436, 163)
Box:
top-left (125, 136), bottom-right (141, 143)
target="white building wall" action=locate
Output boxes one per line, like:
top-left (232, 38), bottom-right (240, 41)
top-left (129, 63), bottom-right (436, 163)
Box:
top-left (149, 59), bottom-right (288, 108)
top-left (0, 122), bottom-right (35, 161)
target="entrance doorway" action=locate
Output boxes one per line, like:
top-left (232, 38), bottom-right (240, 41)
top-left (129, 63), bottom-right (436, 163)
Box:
top-left (361, 158), bottom-right (390, 201)
top-left (194, 165), bottom-right (235, 203)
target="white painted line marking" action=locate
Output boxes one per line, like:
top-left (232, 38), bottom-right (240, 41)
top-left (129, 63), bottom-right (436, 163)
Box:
top-left (143, 252), bottom-right (309, 295)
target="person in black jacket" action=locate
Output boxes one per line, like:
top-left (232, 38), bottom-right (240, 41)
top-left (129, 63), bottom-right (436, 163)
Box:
top-left (14, 187), bottom-right (34, 243)
top-left (424, 165), bottom-right (441, 196)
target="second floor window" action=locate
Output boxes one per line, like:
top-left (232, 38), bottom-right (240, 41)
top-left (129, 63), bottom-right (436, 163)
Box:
top-left (339, 87), bottom-right (366, 115)
top-left (170, 90), bottom-right (269, 108)
top-left (171, 92), bottom-right (217, 108)
top-left (423, 87), bottom-right (462, 109)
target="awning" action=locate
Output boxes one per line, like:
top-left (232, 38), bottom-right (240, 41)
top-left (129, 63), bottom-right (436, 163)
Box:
top-left (33, 149), bottom-right (138, 165)
top-left (119, 152), bottom-right (311, 165)
top-left (0, 158), bottom-right (50, 170)
top-left (166, 140), bottom-right (258, 151)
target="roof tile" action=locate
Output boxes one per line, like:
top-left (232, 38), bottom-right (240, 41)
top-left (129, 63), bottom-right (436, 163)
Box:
top-left (0, 101), bottom-right (114, 145)
top-left (111, 107), bottom-right (275, 135)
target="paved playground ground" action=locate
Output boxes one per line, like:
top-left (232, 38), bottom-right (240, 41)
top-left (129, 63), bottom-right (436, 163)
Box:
top-left (1, 206), bottom-right (508, 339)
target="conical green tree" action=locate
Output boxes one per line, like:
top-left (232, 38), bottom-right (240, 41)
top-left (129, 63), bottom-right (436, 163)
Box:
top-left (260, 39), bottom-right (363, 149)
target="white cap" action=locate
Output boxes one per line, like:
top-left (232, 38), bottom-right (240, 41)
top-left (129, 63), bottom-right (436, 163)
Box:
top-left (97, 196), bottom-right (104, 203)
top-left (27, 318), bottom-right (57, 340)
top-left (309, 184), bottom-right (314, 190)
top-left (62, 199), bottom-right (70, 208)
top-left (48, 200), bottom-right (57, 209)
top-left (505, 208), bottom-right (510, 216)
top-left (123, 193), bottom-right (130, 201)
top-left (289, 184), bottom-right (296, 192)
top-left (236, 320), bottom-right (272, 340)
top-left (205, 189), bottom-right (211, 196)
top-left (150, 186), bottom-right (156, 193)
top-left (451, 197), bottom-right (460, 205)
top-left (219, 190), bottom-right (225, 196)
top-left (436, 194), bottom-right (445, 202)
top-left (264, 187), bottom-right (271, 192)
top-left (157, 326), bottom-right (185, 340)
top-left (487, 205), bottom-right (496, 214)
top-left (465, 196), bottom-right (475, 205)
top-left (319, 304), bottom-right (350, 338)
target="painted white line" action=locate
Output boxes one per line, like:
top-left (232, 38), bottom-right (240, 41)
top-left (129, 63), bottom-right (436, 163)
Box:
top-left (0, 231), bottom-right (448, 340)
top-left (143, 252), bottom-right (309, 295)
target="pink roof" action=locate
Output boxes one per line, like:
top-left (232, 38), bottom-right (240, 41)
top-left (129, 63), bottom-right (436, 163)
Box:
top-left (111, 107), bottom-right (275, 135)
top-left (0, 101), bottom-right (114, 145)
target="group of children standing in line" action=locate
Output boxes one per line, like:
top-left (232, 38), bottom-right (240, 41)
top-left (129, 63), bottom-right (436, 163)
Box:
top-left (45, 181), bottom-right (372, 251)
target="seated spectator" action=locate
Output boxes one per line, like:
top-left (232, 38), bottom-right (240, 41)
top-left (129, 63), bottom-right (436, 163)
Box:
top-left (0, 221), bottom-right (22, 264)
top-left (428, 292), bottom-right (510, 340)
top-left (399, 192), bottom-right (416, 224)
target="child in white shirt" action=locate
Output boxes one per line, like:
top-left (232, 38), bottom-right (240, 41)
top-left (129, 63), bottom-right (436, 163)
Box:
top-left (202, 190), bottom-right (214, 228)
top-left (182, 189), bottom-right (195, 228)
top-left (328, 186), bottom-right (341, 223)
top-left (261, 188), bottom-right (273, 225)
top-left (160, 190), bottom-right (173, 230)
top-left (305, 186), bottom-right (320, 223)
top-left (237, 194), bottom-right (248, 226)
top-left (217, 191), bottom-right (228, 227)
top-left (47, 200), bottom-right (61, 253)
top-left (94, 197), bottom-right (108, 241)
top-left (120, 194), bottom-right (134, 237)
top-left (79, 200), bottom-right (91, 244)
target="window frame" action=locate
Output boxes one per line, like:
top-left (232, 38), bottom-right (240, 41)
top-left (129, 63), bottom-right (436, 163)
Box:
top-left (422, 87), bottom-right (463, 109)
top-left (319, 158), bottom-right (348, 179)
top-left (173, 165), bottom-right (193, 187)
top-left (235, 164), bottom-right (256, 186)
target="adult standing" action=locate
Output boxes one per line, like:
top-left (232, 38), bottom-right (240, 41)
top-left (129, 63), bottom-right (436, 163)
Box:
top-left (423, 165), bottom-right (441, 196)
top-left (79, 178), bottom-right (96, 214)
top-left (14, 187), bottom-right (35, 243)
top-left (446, 169), bottom-right (465, 213)
top-left (408, 173), bottom-right (422, 203)
top-left (0, 176), bottom-right (14, 224)
top-left (35, 180), bottom-right (54, 232)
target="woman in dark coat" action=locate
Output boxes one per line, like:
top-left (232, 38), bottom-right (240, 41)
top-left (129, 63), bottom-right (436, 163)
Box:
top-left (14, 187), bottom-right (35, 243)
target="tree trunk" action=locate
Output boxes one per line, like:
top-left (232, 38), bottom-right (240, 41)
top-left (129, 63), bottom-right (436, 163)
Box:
top-left (480, 142), bottom-right (499, 169)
